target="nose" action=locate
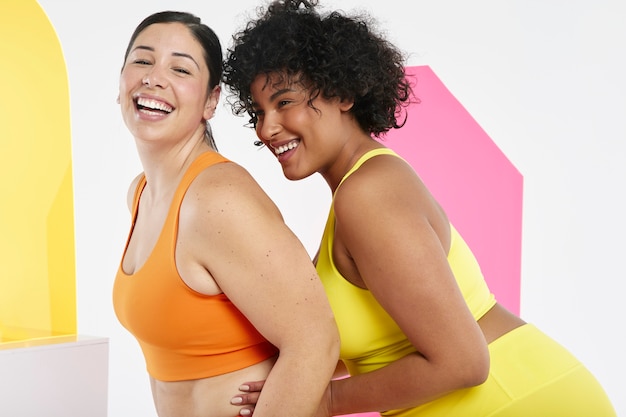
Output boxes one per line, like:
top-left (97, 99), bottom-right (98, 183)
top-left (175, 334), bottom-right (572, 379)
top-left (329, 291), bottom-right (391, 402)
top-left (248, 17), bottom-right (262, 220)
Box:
top-left (257, 111), bottom-right (281, 142)
top-left (142, 66), bottom-right (167, 89)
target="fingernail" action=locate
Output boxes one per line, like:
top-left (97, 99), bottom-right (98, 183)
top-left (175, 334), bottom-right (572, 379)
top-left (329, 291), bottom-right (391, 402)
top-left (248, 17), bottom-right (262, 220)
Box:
top-left (231, 397), bottom-right (242, 405)
top-left (239, 384), bottom-right (250, 391)
top-left (240, 410), bottom-right (251, 416)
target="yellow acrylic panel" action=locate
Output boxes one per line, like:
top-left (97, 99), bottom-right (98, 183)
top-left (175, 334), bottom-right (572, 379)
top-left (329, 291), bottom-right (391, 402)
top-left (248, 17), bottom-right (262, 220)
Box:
top-left (0, 0), bottom-right (77, 343)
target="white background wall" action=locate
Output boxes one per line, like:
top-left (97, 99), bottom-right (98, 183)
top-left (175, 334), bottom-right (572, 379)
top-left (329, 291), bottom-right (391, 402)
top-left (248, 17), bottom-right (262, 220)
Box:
top-left (37, 0), bottom-right (626, 415)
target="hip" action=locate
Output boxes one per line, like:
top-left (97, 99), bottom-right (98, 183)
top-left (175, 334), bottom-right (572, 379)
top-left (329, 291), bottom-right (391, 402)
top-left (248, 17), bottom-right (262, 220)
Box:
top-left (383, 324), bottom-right (615, 416)
top-left (151, 356), bottom-right (276, 417)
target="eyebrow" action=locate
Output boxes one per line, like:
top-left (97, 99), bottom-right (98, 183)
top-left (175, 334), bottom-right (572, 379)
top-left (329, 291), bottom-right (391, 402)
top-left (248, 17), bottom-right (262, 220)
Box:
top-left (131, 45), bottom-right (201, 70)
top-left (251, 87), bottom-right (295, 109)
top-left (269, 88), bottom-right (293, 102)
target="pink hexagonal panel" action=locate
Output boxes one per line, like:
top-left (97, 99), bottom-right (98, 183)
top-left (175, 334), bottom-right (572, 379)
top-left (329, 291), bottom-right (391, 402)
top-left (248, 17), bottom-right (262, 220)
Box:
top-left (339, 64), bottom-right (523, 417)
top-left (381, 65), bottom-right (523, 314)
top-left (338, 65), bottom-right (522, 417)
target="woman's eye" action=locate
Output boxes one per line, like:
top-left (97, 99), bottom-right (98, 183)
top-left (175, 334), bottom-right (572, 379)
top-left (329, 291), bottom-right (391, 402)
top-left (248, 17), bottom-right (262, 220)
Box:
top-left (133, 59), bottom-right (151, 65)
top-left (174, 67), bottom-right (191, 75)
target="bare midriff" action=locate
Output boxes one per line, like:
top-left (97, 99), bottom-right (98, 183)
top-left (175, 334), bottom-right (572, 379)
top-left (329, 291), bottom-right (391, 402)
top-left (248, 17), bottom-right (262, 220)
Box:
top-left (477, 303), bottom-right (526, 345)
top-left (150, 356), bottom-right (276, 417)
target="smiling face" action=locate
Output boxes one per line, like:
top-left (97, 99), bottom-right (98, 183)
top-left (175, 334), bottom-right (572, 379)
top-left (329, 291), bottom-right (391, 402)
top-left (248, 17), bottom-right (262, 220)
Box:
top-left (119, 22), bottom-right (218, 147)
top-left (250, 72), bottom-right (356, 183)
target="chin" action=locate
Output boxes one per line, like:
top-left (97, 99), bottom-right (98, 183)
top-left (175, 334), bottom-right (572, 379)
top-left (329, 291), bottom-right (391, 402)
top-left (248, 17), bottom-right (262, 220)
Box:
top-left (283, 170), bottom-right (311, 182)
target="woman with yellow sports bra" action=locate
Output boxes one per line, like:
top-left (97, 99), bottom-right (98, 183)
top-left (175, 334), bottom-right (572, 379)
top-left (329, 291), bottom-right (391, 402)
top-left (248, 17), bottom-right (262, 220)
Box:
top-left (223, 1), bottom-right (616, 416)
top-left (112, 10), bottom-right (339, 417)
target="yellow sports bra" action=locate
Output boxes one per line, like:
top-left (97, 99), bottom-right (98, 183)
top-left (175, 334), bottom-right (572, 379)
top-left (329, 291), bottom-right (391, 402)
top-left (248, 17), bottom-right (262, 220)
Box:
top-left (315, 148), bottom-right (496, 376)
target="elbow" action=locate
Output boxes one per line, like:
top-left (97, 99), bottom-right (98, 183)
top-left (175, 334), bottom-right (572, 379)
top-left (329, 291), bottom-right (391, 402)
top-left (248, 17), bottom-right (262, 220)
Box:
top-left (331, 330), bottom-right (341, 361)
top-left (465, 362), bottom-right (489, 388)
top-left (436, 341), bottom-right (490, 390)
top-left (459, 347), bottom-right (490, 388)
top-left (325, 322), bottom-right (341, 363)
top-left (302, 317), bottom-right (340, 364)
top-left (321, 311), bottom-right (341, 356)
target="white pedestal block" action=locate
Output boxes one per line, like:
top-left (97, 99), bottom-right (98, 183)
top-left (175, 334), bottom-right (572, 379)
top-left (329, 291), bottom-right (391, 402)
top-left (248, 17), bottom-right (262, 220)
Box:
top-left (0, 335), bottom-right (108, 417)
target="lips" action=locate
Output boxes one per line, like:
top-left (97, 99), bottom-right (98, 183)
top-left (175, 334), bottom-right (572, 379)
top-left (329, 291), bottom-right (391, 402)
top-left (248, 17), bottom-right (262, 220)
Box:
top-left (136, 97), bottom-right (173, 114)
top-left (273, 139), bottom-right (300, 155)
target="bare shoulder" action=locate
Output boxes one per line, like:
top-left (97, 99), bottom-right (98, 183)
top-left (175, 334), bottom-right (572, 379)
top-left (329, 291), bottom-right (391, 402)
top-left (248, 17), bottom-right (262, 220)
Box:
top-left (179, 161), bottom-right (287, 255)
top-left (184, 160), bottom-right (281, 218)
top-left (189, 160), bottom-right (264, 194)
top-left (333, 152), bottom-right (450, 247)
top-left (125, 172), bottom-right (145, 212)
top-left (334, 153), bottom-right (429, 214)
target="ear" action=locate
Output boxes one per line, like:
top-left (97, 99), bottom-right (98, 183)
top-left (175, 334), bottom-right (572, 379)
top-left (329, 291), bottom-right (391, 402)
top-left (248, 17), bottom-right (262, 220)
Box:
top-left (116, 95), bottom-right (120, 104)
top-left (338, 97), bottom-right (354, 112)
top-left (203, 85), bottom-right (221, 120)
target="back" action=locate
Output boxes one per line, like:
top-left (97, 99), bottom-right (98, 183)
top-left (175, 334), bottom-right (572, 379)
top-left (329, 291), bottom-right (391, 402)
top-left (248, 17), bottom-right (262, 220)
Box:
top-left (113, 151), bottom-right (278, 382)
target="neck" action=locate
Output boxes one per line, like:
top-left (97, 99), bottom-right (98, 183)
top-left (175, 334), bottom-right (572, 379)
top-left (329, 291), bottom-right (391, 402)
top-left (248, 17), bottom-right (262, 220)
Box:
top-left (135, 136), bottom-right (212, 201)
top-left (321, 135), bottom-right (382, 192)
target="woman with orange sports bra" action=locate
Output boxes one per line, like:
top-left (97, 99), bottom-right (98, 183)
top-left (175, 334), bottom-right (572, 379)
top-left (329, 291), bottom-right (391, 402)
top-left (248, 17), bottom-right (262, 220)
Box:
top-left (112, 10), bottom-right (339, 417)
top-left (223, 1), bottom-right (616, 416)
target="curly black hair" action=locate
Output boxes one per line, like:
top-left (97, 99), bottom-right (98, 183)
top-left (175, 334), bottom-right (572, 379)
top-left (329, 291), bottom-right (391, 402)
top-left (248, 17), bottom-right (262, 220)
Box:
top-left (222, 0), bottom-right (414, 138)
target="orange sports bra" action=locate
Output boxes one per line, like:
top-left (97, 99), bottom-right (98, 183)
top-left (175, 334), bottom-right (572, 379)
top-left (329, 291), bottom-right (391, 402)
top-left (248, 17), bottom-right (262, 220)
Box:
top-left (112, 151), bottom-right (278, 382)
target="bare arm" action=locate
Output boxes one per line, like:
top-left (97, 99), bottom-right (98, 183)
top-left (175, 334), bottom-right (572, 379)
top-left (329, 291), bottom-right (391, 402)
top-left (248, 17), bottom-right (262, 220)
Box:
top-left (326, 156), bottom-right (489, 414)
top-left (181, 162), bottom-right (339, 417)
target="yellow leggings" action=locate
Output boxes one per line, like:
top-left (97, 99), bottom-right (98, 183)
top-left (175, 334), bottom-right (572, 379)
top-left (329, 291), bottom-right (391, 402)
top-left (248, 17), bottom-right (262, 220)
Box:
top-left (383, 324), bottom-right (616, 417)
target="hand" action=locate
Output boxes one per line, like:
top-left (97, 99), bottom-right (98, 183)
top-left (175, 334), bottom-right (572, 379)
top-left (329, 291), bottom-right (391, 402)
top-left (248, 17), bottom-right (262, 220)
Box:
top-left (230, 379), bottom-right (334, 417)
top-left (231, 380), bottom-right (264, 416)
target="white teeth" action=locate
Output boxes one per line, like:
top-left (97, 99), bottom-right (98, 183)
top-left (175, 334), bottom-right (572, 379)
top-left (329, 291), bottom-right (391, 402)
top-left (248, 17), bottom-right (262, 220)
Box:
top-left (274, 140), bottom-right (299, 155)
top-left (137, 97), bottom-right (173, 113)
